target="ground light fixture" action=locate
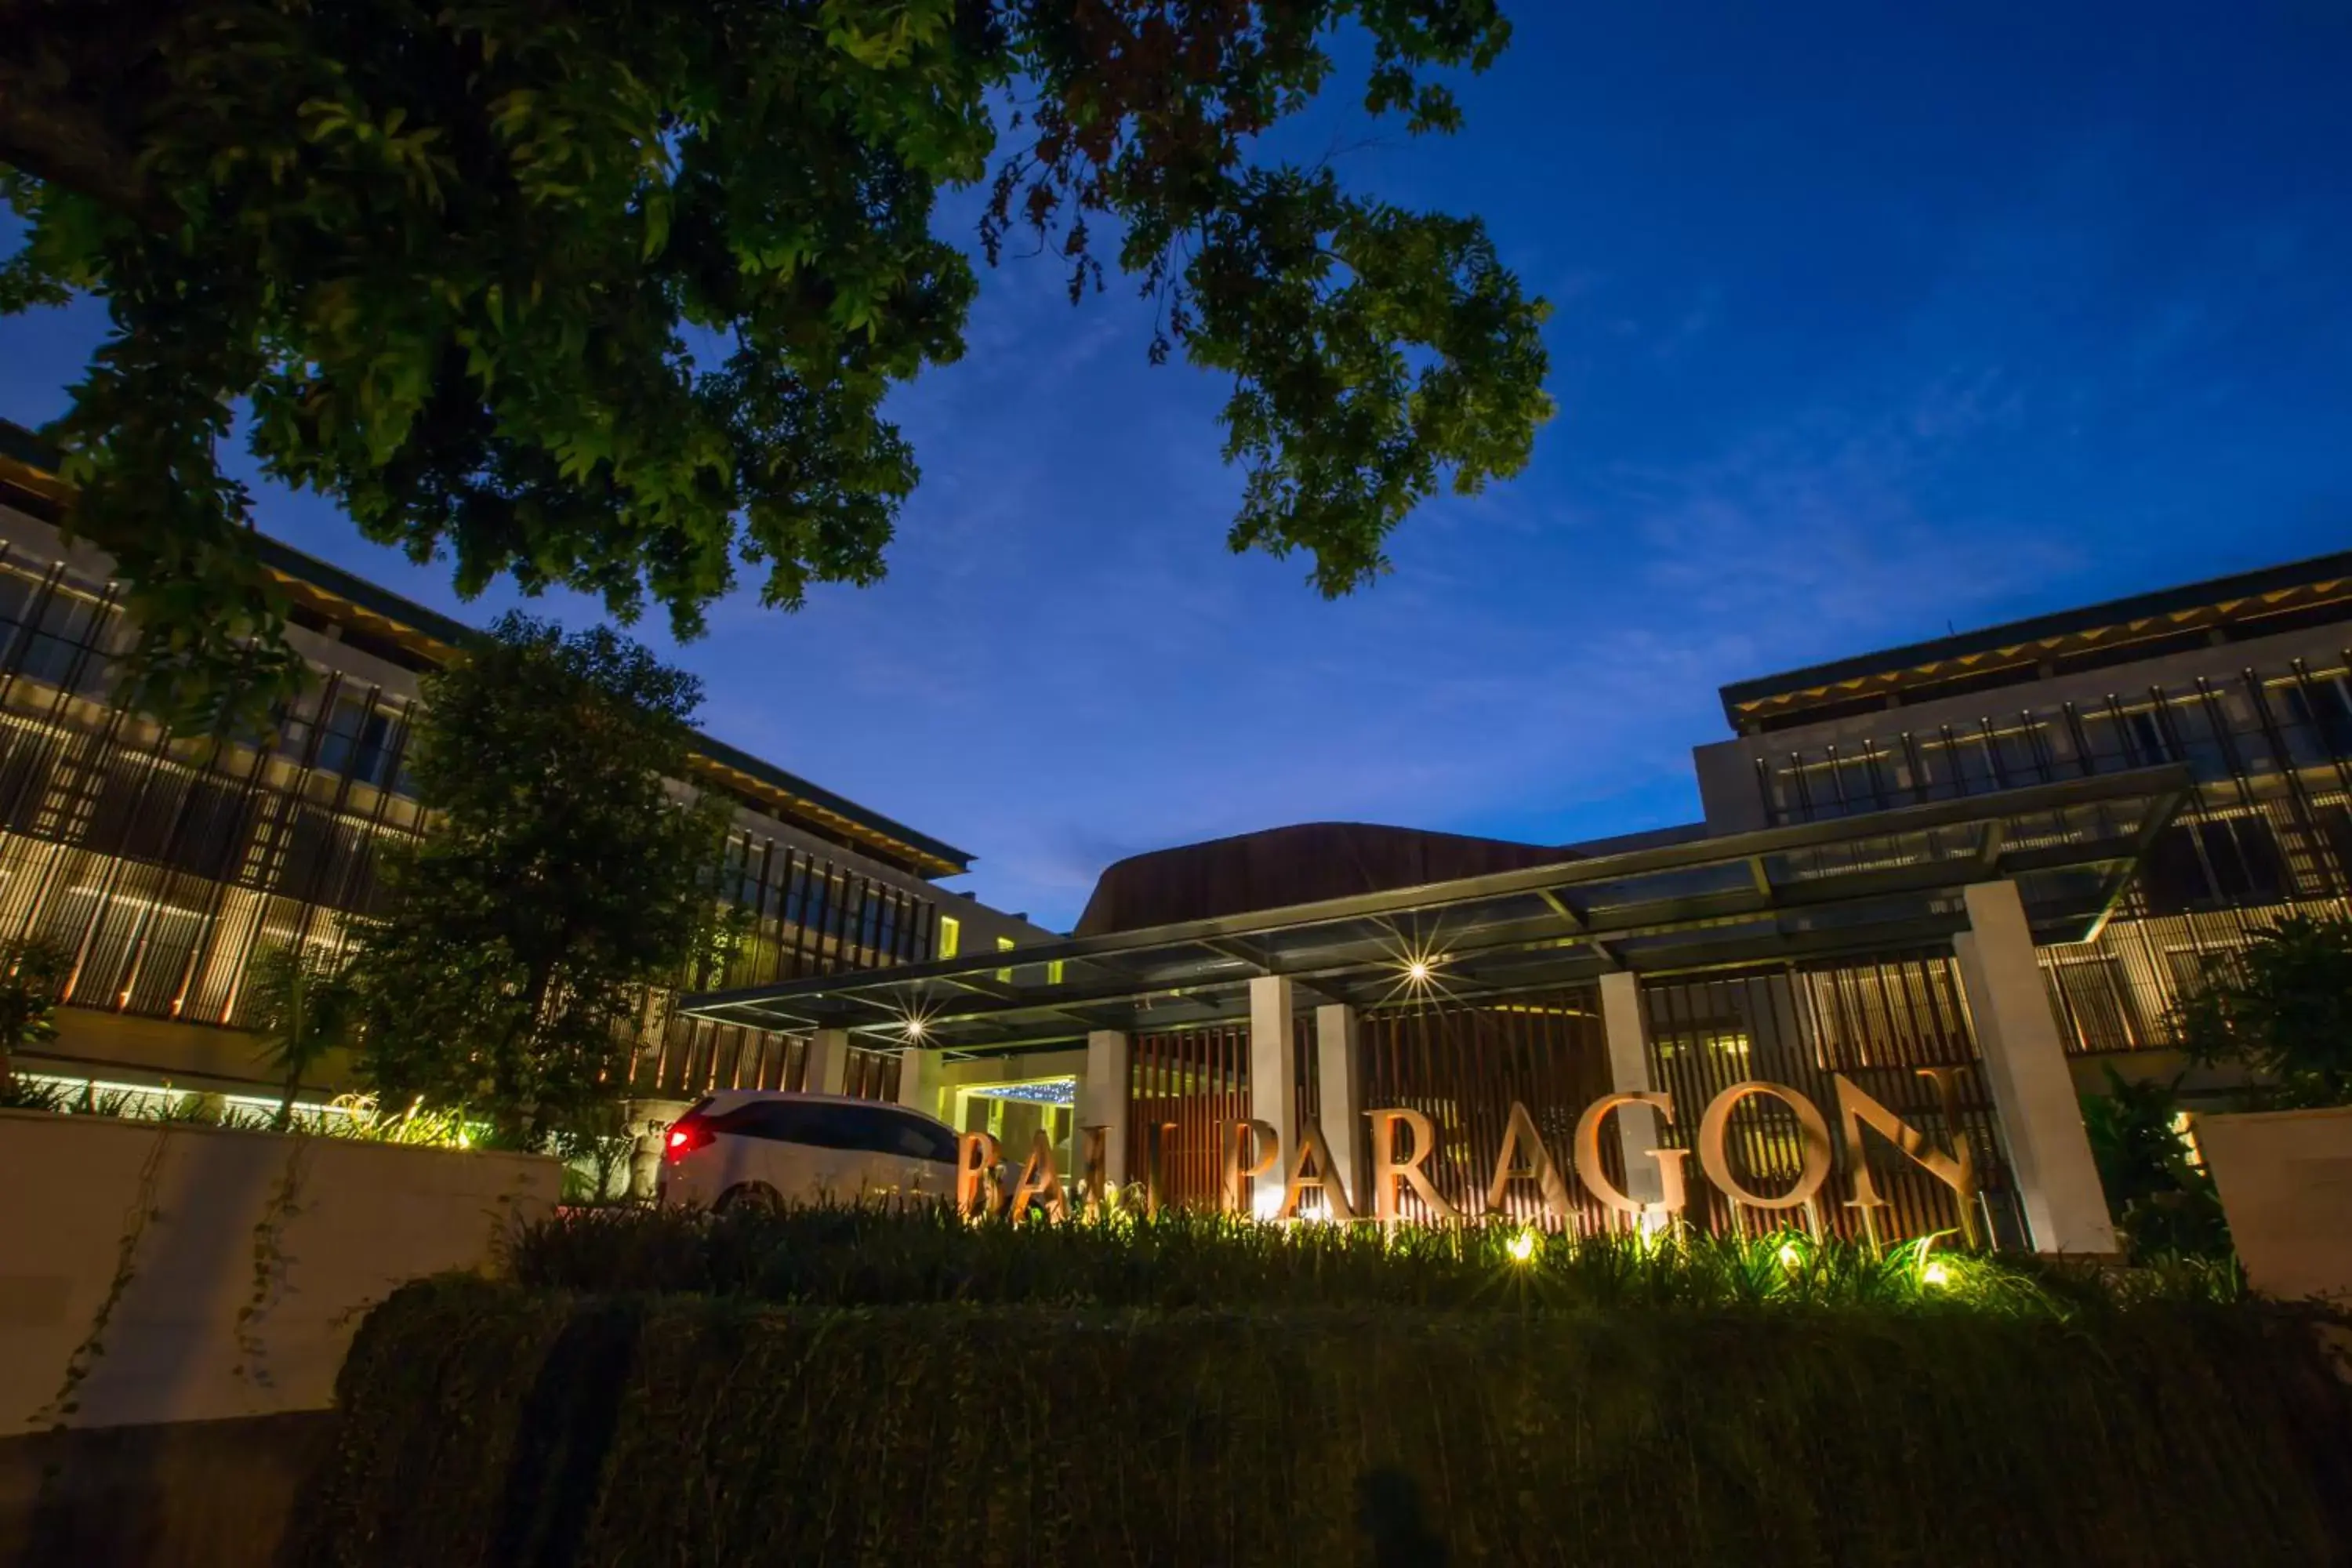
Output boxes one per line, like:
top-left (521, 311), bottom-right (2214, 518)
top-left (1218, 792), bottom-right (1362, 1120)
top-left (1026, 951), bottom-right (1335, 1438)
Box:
top-left (1507, 1229), bottom-right (1538, 1263)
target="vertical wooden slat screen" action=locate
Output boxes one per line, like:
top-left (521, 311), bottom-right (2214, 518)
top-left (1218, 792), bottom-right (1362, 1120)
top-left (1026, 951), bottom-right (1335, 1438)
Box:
top-left (1126, 1024), bottom-right (1250, 1209)
top-left (1640, 956), bottom-right (2020, 1244)
top-left (0, 550), bottom-right (938, 1109)
top-left (1356, 987), bottom-right (1613, 1231)
top-left (0, 567), bottom-right (432, 1029)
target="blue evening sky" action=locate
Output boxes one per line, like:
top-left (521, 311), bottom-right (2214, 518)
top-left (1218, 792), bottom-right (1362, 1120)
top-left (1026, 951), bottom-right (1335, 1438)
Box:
top-left (5, 2), bottom-right (2348, 930)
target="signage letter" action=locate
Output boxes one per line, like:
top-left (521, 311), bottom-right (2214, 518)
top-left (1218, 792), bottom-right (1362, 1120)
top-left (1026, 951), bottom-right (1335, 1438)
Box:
top-left (1365, 1108), bottom-right (1461, 1223)
top-left (1696, 1081), bottom-right (1834, 1211)
top-left (1145, 1120), bottom-right (1178, 1217)
top-left (956, 1130), bottom-right (1003, 1218)
top-left (1485, 1100), bottom-right (1574, 1223)
top-left (1079, 1123), bottom-right (1112, 1215)
top-left (1225, 1119), bottom-right (1280, 1214)
top-left (1573, 1093), bottom-right (1688, 1218)
top-left (1835, 1069), bottom-right (1979, 1245)
top-left (1278, 1120), bottom-right (1357, 1221)
top-left (1007, 1127), bottom-right (1069, 1222)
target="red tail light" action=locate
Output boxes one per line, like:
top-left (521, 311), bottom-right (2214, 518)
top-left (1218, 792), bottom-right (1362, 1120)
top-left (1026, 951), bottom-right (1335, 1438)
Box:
top-left (664, 1116), bottom-right (713, 1163)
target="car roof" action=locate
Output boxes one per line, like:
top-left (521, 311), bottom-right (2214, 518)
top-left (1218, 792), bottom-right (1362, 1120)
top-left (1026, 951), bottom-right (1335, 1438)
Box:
top-left (691, 1088), bottom-right (953, 1129)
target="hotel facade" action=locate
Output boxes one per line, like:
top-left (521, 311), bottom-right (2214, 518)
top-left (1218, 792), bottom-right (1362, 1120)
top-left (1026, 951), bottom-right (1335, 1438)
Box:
top-left (0, 420), bottom-right (1046, 1116)
top-left (690, 549), bottom-right (2352, 1252)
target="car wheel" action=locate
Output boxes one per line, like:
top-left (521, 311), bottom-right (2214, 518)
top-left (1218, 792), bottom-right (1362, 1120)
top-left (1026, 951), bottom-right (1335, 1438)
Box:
top-left (716, 1181), bottom-right (783, 1215)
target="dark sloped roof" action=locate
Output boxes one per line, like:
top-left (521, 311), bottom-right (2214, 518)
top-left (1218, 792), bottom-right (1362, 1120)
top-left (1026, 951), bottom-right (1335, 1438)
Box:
top-left (1722, 548), bottom-right (2352, 732)
top-left (1075, 821), bottom-right (1579, 935)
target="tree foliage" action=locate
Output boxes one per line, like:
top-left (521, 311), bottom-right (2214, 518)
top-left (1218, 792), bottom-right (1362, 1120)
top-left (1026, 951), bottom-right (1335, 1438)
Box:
top-left (0, 0), bottom-right (1552, 729)
top-left (0, 935), bottom-right (71, 1098)
top-left (242, 942), bottom-right (361, 1127)
top-left (351, 612), bottom-right (735, 1144)
top-left (2177, 913), bottom-right (2352, 1111)
top-left (2078, 1067), bottom-right (2229, 1261)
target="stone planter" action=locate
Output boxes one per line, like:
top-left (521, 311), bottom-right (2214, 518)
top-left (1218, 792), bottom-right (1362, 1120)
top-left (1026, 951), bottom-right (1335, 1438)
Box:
top-left (2194, 1105), bottom-right (2352, 1302)
top-left (0, 1109), bottom-right (561, 1435)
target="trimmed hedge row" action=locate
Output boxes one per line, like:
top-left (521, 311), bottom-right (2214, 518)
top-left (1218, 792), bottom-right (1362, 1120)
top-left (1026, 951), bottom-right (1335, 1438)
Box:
top-left (503, 1200), bottom-right (2242, 1312)
top-left (292, 1277), bottom-right (2352, 1566)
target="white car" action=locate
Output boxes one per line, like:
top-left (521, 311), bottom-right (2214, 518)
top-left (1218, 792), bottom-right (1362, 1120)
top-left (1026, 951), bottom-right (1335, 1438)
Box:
top-left (657, 1090), bottom-right (961, 1211)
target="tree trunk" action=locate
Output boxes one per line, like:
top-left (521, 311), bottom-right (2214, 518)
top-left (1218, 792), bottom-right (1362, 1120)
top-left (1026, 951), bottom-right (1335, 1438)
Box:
top-left (0, 16), bottom-right (173, 227)
top-left (275, 1060), bottom-right (301, 1131)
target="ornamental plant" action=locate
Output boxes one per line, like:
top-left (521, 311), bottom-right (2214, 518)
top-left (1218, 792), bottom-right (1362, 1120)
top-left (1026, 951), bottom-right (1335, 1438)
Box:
top-left (0, 935), bottom-right (71, 1102)
top-left (2176, 913), bottom-right (2352, 1111)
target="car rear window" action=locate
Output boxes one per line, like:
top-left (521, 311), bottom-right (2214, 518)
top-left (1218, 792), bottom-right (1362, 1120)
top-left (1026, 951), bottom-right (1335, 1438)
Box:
top-left (730, 1100), bottom-right (957, 1162)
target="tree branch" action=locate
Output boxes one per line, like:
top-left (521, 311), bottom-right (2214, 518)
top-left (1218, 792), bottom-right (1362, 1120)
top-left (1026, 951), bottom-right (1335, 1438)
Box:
top-left (0, 54), bottom-right (169, 226)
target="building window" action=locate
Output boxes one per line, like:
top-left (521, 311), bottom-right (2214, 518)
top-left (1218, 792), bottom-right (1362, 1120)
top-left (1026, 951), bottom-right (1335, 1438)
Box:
top-left (2138, 816), bottom-right (2288, 915)
top-left (996, 934), bottom-right (1016, 982)
top-left (937, 915), bottom-right (960, 960)
top-left (2281, 677), bottom-right (2352, 762)
top-left (315, 696), bottom-right (396, 786)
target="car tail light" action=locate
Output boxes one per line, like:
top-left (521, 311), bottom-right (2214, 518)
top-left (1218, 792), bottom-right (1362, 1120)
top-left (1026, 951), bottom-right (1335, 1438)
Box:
top-left (664, 1116), bottom-right (713, 1163)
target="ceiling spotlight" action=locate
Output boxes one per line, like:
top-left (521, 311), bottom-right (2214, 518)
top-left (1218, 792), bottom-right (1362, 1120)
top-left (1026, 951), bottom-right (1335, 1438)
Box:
top-left (1406, 960), bottom-right (1432, 984)
top-left (903, 1017), bottom-right (927, 1041)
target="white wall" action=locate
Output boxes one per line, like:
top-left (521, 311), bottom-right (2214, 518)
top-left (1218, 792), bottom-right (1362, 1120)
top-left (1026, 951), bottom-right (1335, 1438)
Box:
top-left (2196, 1105), bottom-right (2352, 1301)
top-left (0, 1111), bottom-right (560, 1436)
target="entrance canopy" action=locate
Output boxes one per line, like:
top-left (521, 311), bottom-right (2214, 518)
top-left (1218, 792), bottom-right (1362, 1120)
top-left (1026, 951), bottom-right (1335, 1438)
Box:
top-left (680, 767), bottom-right (2192, 1058)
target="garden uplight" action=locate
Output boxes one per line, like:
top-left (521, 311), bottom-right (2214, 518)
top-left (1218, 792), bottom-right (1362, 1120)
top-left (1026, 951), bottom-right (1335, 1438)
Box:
top-left (1507, 1229), bottom-right (1537, 1263)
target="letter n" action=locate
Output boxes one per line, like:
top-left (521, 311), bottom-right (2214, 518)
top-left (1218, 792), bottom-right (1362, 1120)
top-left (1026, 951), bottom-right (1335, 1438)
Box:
top-left (1835, 1069), bottom-right (1978, 1246)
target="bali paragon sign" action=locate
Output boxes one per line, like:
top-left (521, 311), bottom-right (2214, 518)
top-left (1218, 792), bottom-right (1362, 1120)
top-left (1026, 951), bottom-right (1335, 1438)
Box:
top-left (956, 1069), bottom-right (1980, 1242)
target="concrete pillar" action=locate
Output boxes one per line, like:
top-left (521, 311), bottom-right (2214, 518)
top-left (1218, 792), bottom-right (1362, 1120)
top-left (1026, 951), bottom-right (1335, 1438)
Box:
top-left (1953, 880), bottom-right (2117, 1255)
top-left (897, 1047), bottom-right (942, 1119)
top-left (804, 1028), bottom-right (850, 1097)
top-left (1314, 1003), bottom-right (1362, 1205)
top-left (1598, 970), bottom-right (1664, 1207)
top-left (1247, 975), bottom-right (1297, 1218)
top-left (1081, 1029), bottom-right (1131, 1185)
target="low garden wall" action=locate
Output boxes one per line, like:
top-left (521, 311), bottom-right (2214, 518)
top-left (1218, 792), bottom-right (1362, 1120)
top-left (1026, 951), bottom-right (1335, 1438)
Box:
top-left (282, 1210), bottom-right (2352, 1566)
top-left (0, 1109), bottom-right (560, 1436)
top-left (2198, 1105), bottom-right (2352, 1302)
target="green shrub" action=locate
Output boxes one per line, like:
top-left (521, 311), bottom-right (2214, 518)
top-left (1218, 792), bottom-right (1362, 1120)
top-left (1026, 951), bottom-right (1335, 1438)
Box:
top-left (2080, 1068), bottom-right (2233, 1261)
top-left (294, 1276), bottom-right (2352, 1566)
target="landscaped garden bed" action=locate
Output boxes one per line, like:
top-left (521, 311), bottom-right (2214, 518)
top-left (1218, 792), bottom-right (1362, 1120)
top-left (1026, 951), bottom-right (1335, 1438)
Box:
top-left (287, 1206), bottom-right (2352, 1566)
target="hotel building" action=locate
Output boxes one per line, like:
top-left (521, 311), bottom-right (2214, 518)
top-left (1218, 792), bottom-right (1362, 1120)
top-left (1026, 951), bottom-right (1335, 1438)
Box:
top-left (0, 419), bottom-right (1046, 1113)
top-left (688, 549), bottom-right (2352, 1251)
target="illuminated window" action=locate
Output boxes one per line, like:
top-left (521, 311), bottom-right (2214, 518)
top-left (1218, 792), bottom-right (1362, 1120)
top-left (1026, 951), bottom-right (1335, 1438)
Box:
top-left (937, 916), bottom-right (960, 960)
top-left (997, 935), bottom-right (1015, 982)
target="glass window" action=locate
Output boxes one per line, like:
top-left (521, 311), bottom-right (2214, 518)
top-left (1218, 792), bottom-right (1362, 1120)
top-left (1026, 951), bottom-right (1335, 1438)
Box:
top-left (747, 1101), bottom-right (948, 1159)
top-left (746, 1099), bottom-right (861, 1150)
top-left (2138, 817), bottom-right (2288, 914)
top-left (315, 697), bottom-right (396, 785)
top-left (2281, 679), bottom-right (2352, 761)
top-left (937, 915), bottom-right (961, 960)
top-left (876, 1110), bottom-right (957, 1163)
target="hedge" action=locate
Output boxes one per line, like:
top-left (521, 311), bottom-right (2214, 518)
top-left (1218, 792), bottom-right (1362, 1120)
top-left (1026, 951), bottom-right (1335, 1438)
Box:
top-left (500, 1200), bottom-right (2242, 1312)
top-left (291, 1277), bottom-right (2352, 1566)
